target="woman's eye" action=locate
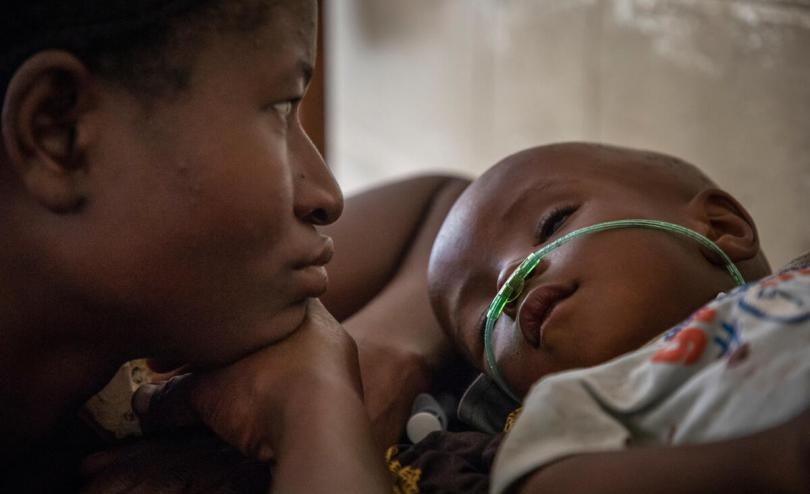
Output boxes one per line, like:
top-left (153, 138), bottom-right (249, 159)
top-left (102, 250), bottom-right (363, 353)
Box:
top-left (270, 97), bottom-right (302, 121)
top-left (536, 205), bottom-right (577, 244)
top-left (272, 101), bottom-right (294, 118)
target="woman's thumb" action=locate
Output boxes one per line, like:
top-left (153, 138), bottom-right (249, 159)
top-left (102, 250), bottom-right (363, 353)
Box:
top-left (131, 374), bottom-right (201, 433)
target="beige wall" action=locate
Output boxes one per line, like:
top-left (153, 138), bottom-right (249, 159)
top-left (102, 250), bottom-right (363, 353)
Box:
top-left (326, 0), bottom-right (810, 267)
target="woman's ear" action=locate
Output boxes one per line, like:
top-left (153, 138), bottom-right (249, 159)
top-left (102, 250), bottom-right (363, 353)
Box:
top-left (687, 188), bottom-right (760, 265)
top-left (1, 50), bottom-right (95, 213)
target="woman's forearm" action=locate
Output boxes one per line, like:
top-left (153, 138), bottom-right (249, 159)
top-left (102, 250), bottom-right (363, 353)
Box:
top-left (331, 176), bottom-right (470, 448)
top-left (271, 386), bottom-right (390, 494)
top-left (516, 412), bottom-right (809, 494)
top-left (321, 175), bottom-right (469, 322)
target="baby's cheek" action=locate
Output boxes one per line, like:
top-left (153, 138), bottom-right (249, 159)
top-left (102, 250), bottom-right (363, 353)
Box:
top-left (499, 351), bottom-right (545, 398)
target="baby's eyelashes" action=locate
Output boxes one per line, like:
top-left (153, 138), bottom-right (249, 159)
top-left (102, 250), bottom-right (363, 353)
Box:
top-left (534, 204), bottom-right (578, 244)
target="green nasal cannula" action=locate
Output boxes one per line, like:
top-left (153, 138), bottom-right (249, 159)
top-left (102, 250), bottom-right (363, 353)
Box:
top-left (483, 219), bottom-right (746, 403)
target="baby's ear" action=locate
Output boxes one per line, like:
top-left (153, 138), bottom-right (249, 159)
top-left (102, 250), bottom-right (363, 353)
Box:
top-left (687, 189), bottom-right (760, 264)
top-left (1, 50), bottom-right (95, 213)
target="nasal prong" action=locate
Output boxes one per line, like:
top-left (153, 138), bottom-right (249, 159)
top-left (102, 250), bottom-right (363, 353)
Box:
top-left (504, 274), bottom-right (525, 304)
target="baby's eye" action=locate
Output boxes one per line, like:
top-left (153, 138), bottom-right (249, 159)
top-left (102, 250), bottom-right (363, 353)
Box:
top-left (535, 205), bottom-right (578, 244)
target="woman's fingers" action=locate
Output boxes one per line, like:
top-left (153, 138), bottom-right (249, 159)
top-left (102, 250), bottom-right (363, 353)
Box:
top-left (131, 374), bottom-right (201, 432)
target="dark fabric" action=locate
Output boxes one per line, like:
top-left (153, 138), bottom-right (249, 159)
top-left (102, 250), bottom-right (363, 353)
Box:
top-left (457, 373), bottom-right (520, 434)
top-left (388, 431), bottom-right (504, 494)
top-left (0, 415), bottom-right (105, 493)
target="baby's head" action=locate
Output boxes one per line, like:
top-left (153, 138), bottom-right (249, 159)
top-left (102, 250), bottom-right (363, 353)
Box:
top-left (429, 143), bottom-right (770, 398)
top-left (1, 1), bottom-right (342, 366)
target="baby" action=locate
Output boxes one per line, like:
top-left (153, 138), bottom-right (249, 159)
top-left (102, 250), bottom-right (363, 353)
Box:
top-left (426, 142), bottom-right (809, 493)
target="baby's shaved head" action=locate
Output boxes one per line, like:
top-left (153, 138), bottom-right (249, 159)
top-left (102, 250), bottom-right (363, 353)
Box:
top-left (607, 145), bottom-right (715, 197)
top-left (500, 143), bottom-right (717, 203)
top-left (428, 143), bottom-right (769, 387)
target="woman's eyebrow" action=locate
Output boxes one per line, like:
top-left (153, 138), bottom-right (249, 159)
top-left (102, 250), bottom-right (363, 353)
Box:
top-left (270, 59), bottom-right (314, 89)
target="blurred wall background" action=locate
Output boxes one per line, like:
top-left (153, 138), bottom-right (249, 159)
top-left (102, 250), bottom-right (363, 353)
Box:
top-left (324, 0), bottom-right (810, 267)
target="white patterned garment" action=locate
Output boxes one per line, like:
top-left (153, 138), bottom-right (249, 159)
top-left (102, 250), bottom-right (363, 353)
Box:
top-left (492, 267), bottom-right (810, 494)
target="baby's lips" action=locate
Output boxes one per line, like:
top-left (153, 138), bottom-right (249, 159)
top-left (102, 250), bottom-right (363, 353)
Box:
top-left (517, 282), bottom-right (577, 348)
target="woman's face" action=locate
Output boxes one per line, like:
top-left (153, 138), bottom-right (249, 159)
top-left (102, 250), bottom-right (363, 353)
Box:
top-left (69, 0), bottom-right (343, 365)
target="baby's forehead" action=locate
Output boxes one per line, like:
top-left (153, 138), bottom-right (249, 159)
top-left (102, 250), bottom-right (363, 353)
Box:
top-left (432, 146), bottom-right (610, 271)
top-left (469, 144), bottom-right (699, 207)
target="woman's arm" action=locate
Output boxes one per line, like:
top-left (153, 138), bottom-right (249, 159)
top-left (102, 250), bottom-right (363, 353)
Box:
top-left (514, 408), bottom-right (810, 494)
top-left (320, 175), bottom-right (468, 321)
top-left (321, 175), bottom-right (470, 448)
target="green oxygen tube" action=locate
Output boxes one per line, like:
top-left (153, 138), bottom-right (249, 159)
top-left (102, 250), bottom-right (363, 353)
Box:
top-left (483, 219), bottom-right (746, 403)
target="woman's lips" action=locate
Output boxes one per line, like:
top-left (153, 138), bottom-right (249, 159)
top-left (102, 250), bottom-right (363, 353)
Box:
top-left (516, 283), bottom-right (577, 348)
top-left (295, 265), bottom-right (330, 298)
top-left (293, 236), bottom-right (335, 298)
top-left (295, 236), bottom-right (335, 268)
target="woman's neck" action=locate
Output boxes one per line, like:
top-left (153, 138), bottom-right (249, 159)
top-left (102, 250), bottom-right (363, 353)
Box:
top-left (0, 286), bottom-right (131, 448)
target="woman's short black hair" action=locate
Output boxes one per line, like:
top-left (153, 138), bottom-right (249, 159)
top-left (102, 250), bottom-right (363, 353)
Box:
top-left (1, 0), bottom-right (273, 102)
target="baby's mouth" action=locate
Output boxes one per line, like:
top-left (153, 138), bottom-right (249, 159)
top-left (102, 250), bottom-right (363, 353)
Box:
top-left (516, 282), bottom-right (577, 348)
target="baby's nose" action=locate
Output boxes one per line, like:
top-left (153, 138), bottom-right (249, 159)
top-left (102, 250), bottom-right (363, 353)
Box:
top-left (496, 258), bottom-right (525, 294)
top-left (495, 257), bottom-right (548, 319)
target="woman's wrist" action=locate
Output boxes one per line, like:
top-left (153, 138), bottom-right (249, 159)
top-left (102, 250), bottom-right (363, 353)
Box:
top-left (272, 381), bottom-right (389, 494)
top-left (271, 373), bottom-right (363, 445)
top-left (514, 422), bottom-right (802, 494)
top-left (756, 411), bottom-right (810, 493)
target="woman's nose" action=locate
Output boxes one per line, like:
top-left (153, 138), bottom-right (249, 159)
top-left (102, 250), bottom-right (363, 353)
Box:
top-left (293, 137), bottom-right (344, 226)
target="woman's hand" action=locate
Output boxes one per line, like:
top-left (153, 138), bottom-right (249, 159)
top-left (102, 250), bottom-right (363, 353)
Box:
top-left (133, 298), bottom-right (363, 460)
top-left (131, 299), bottom-right (389, 493)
